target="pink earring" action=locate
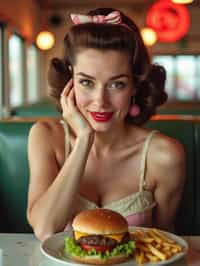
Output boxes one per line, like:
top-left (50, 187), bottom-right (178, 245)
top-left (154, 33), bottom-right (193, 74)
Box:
top-left (128, 98), bottom-right (140, 117)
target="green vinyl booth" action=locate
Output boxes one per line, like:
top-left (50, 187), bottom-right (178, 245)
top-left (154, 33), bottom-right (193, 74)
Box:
top-left (158, 102), bottom-right (200, 116)
top-left (0, 121), bottom-right (33, 233)
top-left (11, 101), bottom-right (200, 118)
top-left (0, 118), bottom-right (199, 235)
top-left (195, 122), bottom-right (200, 232)
top-left (11, 101), bottom-right (60, 118)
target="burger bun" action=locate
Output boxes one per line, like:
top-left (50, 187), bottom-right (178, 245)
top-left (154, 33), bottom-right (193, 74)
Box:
top-left (72, 208), bottom-right (128, 235)
top-left (70, 253), bottom-right (130, 265)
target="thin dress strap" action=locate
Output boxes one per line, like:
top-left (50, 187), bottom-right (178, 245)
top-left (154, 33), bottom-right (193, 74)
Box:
top-left (139, 130), bottom-right (158, 193)
top-left (60, 119), bottom-right (71, 157)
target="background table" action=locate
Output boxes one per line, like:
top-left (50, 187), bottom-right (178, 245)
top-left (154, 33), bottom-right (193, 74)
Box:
top-left (0, 234), bottom-right (199, 266)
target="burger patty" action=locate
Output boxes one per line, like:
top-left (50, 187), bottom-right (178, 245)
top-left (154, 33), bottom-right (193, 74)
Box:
top-left (75, 232), bottom-right (130, 247)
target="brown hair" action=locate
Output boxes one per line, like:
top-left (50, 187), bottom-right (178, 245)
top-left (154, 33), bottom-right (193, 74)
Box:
top-left (48, 8), bottom-right (167, 125)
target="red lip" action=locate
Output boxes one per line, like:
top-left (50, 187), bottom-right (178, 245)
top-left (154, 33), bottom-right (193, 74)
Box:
top-left (90, 112), bottom-right (113, 122)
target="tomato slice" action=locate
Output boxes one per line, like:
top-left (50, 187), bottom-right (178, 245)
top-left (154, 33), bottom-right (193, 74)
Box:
top-left (81, 244), bottom-right (113, 253)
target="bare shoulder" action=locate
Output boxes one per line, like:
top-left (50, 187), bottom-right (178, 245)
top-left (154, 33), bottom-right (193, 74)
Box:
top-left (151, 131), bottom-right (185, 165)
top-left (28, 118), bottom-right (64, 152)
top-left (27, 118), bottom-right (64, 179)
top-left (29, 118), bottom-right (62, 140)
top-left (148, 131), bottom-right (186, 185)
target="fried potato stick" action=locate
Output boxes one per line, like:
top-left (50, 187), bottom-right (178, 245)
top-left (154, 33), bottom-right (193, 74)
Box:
top-left (152, 229), bottom-right (175, 244)
top-left (147, 243), bottom-right (167, 260)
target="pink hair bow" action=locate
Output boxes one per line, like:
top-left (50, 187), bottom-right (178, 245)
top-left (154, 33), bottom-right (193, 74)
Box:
top-left (70, 11), bottom-right (122, 25)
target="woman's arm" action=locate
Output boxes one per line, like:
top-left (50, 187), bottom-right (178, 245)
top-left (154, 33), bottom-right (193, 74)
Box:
top-left (27, 120), bottom-right (92, 241)
top-left (149, 135), bottom-right (186, 231)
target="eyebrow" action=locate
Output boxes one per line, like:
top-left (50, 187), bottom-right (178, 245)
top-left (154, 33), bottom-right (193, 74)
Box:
top-left (76, 72), bottom-right (130, 80)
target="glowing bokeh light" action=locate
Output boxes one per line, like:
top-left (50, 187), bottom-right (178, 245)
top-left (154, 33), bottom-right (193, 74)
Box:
top-left (36, 31), bottom-right (55, 50)
top-left (141, 27), bottom-right (157, 46)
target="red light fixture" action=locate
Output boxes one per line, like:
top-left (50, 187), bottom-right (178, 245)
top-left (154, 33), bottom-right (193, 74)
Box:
top-left (146, 0), bottom-right (190, 42)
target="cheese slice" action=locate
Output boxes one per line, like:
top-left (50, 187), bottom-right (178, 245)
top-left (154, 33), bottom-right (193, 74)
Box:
top-left (74, 231), bottom-right (89, 240)
top-left (106, 233), bottom-right (124, 242)
top-left (74, 231), bottom-right (125, 242)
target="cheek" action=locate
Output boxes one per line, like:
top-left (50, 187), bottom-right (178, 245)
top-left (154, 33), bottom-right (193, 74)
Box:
top-left (74, 89), bottom-right (89, 108)
top-left (113, 94), bottom-right (131, 109)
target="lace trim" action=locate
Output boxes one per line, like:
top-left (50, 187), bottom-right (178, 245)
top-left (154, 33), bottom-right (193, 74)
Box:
top-left (77, 190), bottom-right (156, 217)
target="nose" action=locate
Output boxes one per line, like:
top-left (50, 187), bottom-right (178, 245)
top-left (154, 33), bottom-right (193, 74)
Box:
top-left (93, 87), bottom-right (109, 106)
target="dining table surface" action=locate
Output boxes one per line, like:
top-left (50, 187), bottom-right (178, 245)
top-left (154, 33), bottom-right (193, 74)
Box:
top-left (0, 233), bottom-right (200, 266)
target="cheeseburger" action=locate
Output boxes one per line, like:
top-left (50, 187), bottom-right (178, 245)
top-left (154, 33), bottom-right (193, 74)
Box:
top-left (64, 209), bottom-right (135, 265)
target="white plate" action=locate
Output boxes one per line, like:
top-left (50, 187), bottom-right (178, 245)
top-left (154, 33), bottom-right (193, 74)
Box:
top-left (40, 227), bottom-right (188, 266)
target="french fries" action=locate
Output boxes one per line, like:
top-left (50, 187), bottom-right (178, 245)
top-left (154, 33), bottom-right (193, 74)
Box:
top-left (130, 228), bottom-right (184, 265)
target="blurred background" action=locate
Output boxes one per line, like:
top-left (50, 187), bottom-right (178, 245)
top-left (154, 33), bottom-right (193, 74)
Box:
top-left (0, 0), bottom-right (199, 118)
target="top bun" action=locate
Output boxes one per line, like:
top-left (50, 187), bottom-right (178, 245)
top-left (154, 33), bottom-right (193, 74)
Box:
top-left (72, 209), bottom-right (128, 235)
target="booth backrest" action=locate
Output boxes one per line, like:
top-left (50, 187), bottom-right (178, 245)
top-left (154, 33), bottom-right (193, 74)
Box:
top-left (12, 101), bottom-right (200, 117)
top-left (158, 102), bottom-right (200, 116)
top-left (11, 102), bottom-right (59, 117)
top-left (158, 109), bottom-right (200, 116)
top-left (12, 106), bottom-right (59, 117)
top-left (0, 121), bottom-right (34, 233)
top-left (0, 118), bottom-right (199, 234)
top-left (194, 121), bottom-right (200, 233)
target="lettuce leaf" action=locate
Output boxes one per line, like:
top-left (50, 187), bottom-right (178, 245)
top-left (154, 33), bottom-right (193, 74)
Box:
top-left (64, 236), bottom-right (135, 260)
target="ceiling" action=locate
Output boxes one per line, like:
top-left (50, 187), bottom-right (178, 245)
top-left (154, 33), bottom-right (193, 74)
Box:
top-left (37, 0), bottom-right (163, 9)
top-left (37, 0), bottom-right (199, 9)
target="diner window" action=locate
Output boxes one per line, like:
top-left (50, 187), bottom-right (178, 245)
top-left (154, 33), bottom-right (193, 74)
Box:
top-left (9, 33), bottom-right (24, 106)
top-left (153, 55), bottom-right (200, 101)
top-left (153, 56), bottom-right (175, 100)
top-left (197, 56), bottom-right (200, 99)
top-left (26, 44), bottom-right (40, 103)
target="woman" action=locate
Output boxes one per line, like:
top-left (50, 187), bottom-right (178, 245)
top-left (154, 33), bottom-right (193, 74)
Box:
top-left (27, 8), bottom-right (186, 241)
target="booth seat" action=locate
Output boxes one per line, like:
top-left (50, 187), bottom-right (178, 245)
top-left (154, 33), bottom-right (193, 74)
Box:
top-left (0, 118), bottom-right (199, 234)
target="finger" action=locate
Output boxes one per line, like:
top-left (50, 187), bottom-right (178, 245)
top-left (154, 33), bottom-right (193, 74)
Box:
top-left (67, 88), bottom-right (77, 111)
top-left (68, 87), bottom-right (75, 101)
top-left (61, 79), bottom-right (73, 97)
top-left (60, 93), bottom-right (68, 111)
top-left (60, 79), bottom-right (73, 109)
top-left (61, 86), bottom-right (71, 107)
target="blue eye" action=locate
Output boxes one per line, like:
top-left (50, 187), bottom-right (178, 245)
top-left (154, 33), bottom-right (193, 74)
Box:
top-left (79, 79), bottom-right (94, 88)
top-left (110, 81), bottom-right (126, 89)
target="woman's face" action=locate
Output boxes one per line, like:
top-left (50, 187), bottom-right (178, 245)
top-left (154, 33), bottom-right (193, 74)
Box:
top-left (73, 48), bottom-right (135, 132)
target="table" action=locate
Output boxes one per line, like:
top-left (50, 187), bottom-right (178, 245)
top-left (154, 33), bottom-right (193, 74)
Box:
top-left (0, 234), bottom-right (199, 266)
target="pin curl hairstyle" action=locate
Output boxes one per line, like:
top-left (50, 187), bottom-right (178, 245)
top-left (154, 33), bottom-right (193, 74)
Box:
top-left (48, 8), bottom-right (167, 125)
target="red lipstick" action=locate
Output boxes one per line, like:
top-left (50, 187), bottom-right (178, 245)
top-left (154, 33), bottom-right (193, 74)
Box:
top-left (90, 112), bottom-right (113, 122)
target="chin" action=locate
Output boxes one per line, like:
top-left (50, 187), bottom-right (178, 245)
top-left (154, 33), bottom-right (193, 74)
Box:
top-left (87, 120), bottom-right (111, 132)
top-left (64, 208), bottom-right (136, 265)
top-left (92, 124), bottom-right (111, 133)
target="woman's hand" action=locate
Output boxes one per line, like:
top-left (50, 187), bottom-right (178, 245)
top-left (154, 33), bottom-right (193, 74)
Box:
top-left (60, 79), bottom-right (94, 138)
